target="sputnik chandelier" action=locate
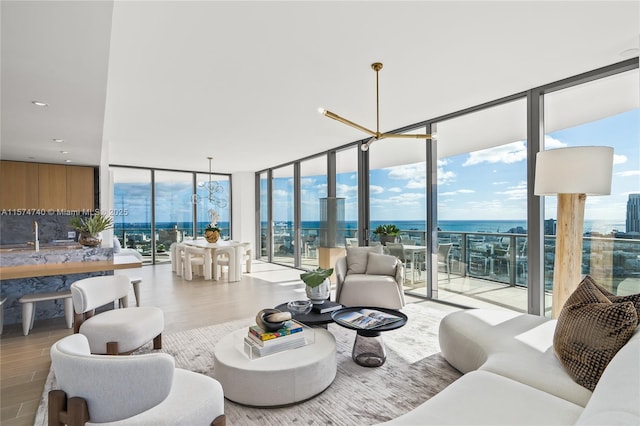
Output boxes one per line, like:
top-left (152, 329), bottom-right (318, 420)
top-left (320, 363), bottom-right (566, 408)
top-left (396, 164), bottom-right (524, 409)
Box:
top-left (192, 157), bottom-right (227, 209)
top-left (319, 62), bottom-right (432, 151)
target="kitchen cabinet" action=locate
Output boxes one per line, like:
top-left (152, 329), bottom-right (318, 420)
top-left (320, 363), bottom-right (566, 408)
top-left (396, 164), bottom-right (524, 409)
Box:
top-left (66, 166), bottom-right (94, 210)
top-left (0, 161), bottom-right (39, 209)
top-left (0, 161), bottom-right (95, 210)
top-left (38, 163), bottom-right (68, 210)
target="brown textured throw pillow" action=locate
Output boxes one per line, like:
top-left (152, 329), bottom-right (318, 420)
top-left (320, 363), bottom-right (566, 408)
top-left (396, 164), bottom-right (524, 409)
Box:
top-left (582, 275), bottom-right (640, 316)
top-left (554, 275), bottom-right (638, 391)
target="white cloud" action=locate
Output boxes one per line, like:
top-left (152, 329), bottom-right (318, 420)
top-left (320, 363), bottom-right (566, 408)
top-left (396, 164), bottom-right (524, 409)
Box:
top-left (544, 136), bottom-right (568, 149)
top-left (613, 154), bottom-right (628, 165)
top-left (493, 181), bottom-right (509, 185)
top-left (336, 183), bottom-right (358, 196)
top-left (463, 141), bottom-right (527, 166)
top-left (272, 189), bottom-right (288, 197)
top-left (300, 178), bottom-right (315, 186)
top-left (438, 189), bottom-right (474, 196)
top-left (388, 187), bottom-right (403, 193)
top-left (370, 185), bottom-right (385, 195)
top-left (616, 170), bottom-right (640, 177)
top-left (438, 168), bottom-right (456, 185)
top-left (387, 163), bottom-right (425, 180)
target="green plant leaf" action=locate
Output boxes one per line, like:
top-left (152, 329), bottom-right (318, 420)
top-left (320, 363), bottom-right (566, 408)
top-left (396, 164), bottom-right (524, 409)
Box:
top-left (300, 267), bottom-right (334, 288)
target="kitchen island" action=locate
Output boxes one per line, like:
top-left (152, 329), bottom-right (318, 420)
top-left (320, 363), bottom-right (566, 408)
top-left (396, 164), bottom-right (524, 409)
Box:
top-left (0, 246), bottom-right (142, 326)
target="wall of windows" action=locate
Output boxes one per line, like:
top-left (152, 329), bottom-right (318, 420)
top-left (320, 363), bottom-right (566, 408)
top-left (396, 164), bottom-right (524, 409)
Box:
top-left (112, 166), bottom-right (231, 264)
top-left (256, 58), bottom-right (638, 315)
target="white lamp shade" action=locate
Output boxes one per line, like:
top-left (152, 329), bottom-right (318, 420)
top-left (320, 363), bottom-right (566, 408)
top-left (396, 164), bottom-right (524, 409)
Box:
top-left (534, 146), bottom-right (614, 196)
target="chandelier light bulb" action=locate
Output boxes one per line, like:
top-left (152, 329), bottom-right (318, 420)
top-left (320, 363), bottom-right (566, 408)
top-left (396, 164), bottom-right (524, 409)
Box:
top-left (360, 143), bottom-right (370, 152)
top-left (318, 107), bottom-right (327, 115)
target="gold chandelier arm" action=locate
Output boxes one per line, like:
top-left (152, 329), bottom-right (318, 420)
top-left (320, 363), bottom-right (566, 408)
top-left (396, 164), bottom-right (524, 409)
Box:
top-left (322, 109), bottom-right (378, 137)
top-left (379, 132), bottom-right (433, 140)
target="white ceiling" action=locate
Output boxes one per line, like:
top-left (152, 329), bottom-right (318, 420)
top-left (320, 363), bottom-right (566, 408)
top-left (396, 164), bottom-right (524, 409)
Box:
top-left (1, 1), bottom-right (639, 175)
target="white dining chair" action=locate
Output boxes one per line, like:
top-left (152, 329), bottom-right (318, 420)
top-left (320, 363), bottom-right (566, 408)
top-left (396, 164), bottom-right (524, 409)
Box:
top-left (184, 246), bottom-right (212, 280)
top-left (212, 246), bottom-right (236, 281)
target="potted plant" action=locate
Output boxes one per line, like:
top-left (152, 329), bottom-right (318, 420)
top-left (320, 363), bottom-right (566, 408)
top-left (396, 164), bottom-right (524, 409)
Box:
top-left (300, 267), bottom-right (334, 305)
top-left (70, 213), bottom-right (113, 247)
top-left (204, 223), bottom-right (221, 243)
top-left (373, 224), bottom-right (401, 245)
top-left (204, 209), bottom-right (221, 243)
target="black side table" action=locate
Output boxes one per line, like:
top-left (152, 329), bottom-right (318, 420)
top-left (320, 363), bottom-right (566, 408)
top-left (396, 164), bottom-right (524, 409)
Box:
top-left (332, 306), bottom-right (408, 367)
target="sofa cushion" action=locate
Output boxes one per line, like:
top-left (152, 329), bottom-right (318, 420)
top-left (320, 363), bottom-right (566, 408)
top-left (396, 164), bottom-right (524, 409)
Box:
top-left (365, 252), bottom-right (398, 277)
top-left (440, 309), bottom-right (592, 406)
top-left (339, 274), bottom-right (403, 309)
top-left (378, 370), bottom-right (584, 425)
top-left (575, 328), bottom-right (640, 425)
top-left (554, 276), bottom-right (638, 391)
top-left (346, 246), bottom-right (383, 275)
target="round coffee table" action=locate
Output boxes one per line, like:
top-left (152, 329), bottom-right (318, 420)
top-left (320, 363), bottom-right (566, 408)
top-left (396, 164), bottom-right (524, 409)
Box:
top-left (212, 326), bottom-right (336, 406)
top-left (332, 306), bottom-right (408, 367)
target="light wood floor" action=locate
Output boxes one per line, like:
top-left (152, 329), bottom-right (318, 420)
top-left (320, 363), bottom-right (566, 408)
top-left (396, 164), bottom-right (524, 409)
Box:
top-left (1, 260), bottom-right (426, 425)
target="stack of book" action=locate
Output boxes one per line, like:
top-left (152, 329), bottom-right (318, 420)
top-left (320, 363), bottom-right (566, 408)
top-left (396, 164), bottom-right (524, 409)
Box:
top-left (243, 320), bottom-right (307, 358)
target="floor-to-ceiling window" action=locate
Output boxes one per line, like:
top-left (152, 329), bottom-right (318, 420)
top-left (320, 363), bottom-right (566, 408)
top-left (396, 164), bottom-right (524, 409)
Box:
top-left (433, 98), bottom-right (530, 312)
top-left (542, 68), bottom-right (640, 316)
top-left (258, 171), bottom-right (269, 261)
top-left (336, 147), bottom-right (359, 244)
top-left (368, 134), bottom-right (427, 288)
top-left (112, 166), bottom-right (232, 265)
top-left (154, 171), bottom-right (193, 264)
top-left (113, 168), bottom-right (152, 264)
top-left (300, 155), bottom-right (327, 269)
top-left (272, 164), bottom-right (295, 266)
top-left (195, 172), bottom-right (231, 238)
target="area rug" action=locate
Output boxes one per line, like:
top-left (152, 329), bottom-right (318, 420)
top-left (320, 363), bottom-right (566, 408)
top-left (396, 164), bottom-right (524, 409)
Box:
top-left (34, 302), bottom-right (462, 425)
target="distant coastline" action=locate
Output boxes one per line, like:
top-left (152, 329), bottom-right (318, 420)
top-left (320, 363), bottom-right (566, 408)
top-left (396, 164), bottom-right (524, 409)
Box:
top-left (115, 219), bottom-right (627, 235)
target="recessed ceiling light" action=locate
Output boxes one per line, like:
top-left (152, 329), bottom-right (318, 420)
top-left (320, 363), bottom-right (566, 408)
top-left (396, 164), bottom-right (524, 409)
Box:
top-left (60, 151), bottom-right (69, 154)
top-left (53, 138), bottom-right (64, 143)
top-left (64, 159), bottom-right (72, 163)
top-left (28, 156), bottom-right (36, 160)
top-left (31, 100), bottom-right (48, 107)
top-left (620, 47), bottom-right (639, 58)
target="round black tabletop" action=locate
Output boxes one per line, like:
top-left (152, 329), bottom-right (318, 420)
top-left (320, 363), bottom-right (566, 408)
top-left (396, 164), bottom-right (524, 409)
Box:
top-left (331, 306), bottom-right (408, 337)
top-left (274, 302), bottom-right (336, 326)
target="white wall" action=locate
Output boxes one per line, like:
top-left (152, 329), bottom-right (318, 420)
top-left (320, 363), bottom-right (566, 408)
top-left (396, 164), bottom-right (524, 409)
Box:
top-left (231, 172), bottom-right (256, 253)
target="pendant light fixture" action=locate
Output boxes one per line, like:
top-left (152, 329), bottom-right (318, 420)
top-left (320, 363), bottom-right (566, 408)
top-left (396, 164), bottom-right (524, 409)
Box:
top-left (319, 62), bottom-right (432, 151)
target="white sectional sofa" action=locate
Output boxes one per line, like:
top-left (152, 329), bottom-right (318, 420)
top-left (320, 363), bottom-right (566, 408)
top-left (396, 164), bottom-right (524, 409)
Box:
top-left (383, 309), bottom-right (640, 425)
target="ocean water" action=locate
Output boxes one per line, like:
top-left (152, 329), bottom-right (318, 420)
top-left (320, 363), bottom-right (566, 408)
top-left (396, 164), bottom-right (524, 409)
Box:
top-left (115, 219), bottom-right (626, 236)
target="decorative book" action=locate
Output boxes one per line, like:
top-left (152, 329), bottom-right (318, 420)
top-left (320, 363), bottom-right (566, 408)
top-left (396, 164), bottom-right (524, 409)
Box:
top-left (312, 301), bottom-right (343, 314)
top-left (334, 308), bottom-right (403, 330)
top-left (248, 320), bottom-right (304, 342)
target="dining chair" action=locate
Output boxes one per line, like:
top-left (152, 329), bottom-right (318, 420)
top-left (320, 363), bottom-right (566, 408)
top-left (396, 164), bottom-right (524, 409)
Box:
top-left (212, 246), bottom-right (236, 281)
top-left (184, 246), bottom-right (211, 280)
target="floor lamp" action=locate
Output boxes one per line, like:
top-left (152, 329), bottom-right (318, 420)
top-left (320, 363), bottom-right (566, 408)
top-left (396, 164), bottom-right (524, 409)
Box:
top-left (534, 146), bottom-right (614, 318)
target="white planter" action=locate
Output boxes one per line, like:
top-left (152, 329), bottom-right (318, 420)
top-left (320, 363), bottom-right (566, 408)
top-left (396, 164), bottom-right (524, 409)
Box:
top-left (305, 278), bottom-right (331, 305)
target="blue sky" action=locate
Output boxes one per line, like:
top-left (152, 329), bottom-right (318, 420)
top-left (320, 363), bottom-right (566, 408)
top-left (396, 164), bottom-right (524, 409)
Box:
top-left (278, 109), bottom-right (639, 229)
top-left (116, 109), bottom-right (638, 232)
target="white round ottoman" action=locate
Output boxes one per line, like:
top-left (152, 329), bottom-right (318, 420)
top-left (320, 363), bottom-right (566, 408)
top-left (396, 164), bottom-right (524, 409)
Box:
top-left (213, 327), bottom-right (336, 406)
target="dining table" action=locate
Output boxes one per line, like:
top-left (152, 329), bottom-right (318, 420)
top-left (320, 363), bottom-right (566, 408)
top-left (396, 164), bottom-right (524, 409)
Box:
top-left (182, 239), bottom-right (247, 282)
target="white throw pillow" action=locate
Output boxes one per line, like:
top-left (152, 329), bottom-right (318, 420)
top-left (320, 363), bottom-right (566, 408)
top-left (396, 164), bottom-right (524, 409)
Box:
top-left (346, 246), bottom-right (383, 275)
top-left (365, 252), bottom-right (398, 276)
